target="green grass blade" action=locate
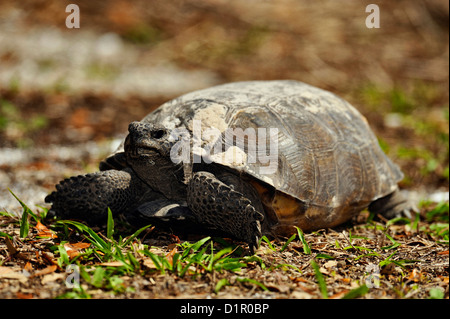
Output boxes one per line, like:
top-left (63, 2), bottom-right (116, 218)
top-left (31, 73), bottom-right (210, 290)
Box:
top-left (57, 220), bottom-right (110, 251)
top-left (273, 263), bottom-right (302, 273)
top-left (159, 255), bottom-right (172, 272)
top-left (91, 267), bottom-right (106, 288)
top-left (411, 212), bottom-right (420, 232)
top-left (214, 278), bottom-right (230, 293)
top-left (57, 243), bottom-right (71, 268)
top-left (179, 236), bottom-right (211, 259)
top-left (236, 277), bottom-right (268, 291)
top-left (121, 224), bottom-right (152, 248)
top-left (126, 251), bottom-right (140, 272)
top-left (379, 251), bottom-right (398, 268)
top-left (221, 262), bottom-right (246, 272)
top-left (212, 246), bottom-right (233, 264)
top-left (190, 236), bottom-right (211, 252)
top-left (0, 232), bottom-right (12, 240)
top-left (381, 233), bottom-right (400, 250)
top-left (260, 236), bottom-right (276, 251)
top-left (311, 260), bottom-right (328, 299)
top-left (281, 233), bottom-right (297, 252)
top-left (171, 253), bottom-right (180, 273)
top-left (9, 189), bottom-right (39, 222)
top-left (141, 249), bottom-right (164, 273)
top-left (207, 241), bottom-right (214, 271)
top-left (342, 284), bottom-right (369, 299)
top-left (179, 261), bottom-right (194, 277)
top-left (19, 207), bottom-right (29, 238)
top-left (296, 227), bottom-right (311, 255)
top-left (8, 189), bottom-right (36, 238)
top-left (106, 208), bottom-right (114, 240)
top-left (315, 253), bottom-right (335, 260)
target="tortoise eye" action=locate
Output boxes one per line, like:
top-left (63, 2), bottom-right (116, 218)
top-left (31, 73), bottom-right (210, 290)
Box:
top-left (151, 129), bottom-right (166, 139)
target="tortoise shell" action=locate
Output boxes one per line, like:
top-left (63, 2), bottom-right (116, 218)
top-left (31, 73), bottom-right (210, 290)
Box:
top-left (102, 80), bottom-right (403, 235)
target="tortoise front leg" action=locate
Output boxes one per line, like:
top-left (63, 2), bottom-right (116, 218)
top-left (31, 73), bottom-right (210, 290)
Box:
top-left (45, 168), bottom-right (150, 225)
top-left (187, 171), bottom-right (264, 253)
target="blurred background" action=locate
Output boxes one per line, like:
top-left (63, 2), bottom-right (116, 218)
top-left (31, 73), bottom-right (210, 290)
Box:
top-left (0, 0), bottom-right (448, 213)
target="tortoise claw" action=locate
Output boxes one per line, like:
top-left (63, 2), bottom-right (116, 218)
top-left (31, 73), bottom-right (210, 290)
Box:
top-left (187, 171), bottom-right (265, 254)
top-left (369, 189), bottom-right (418, 221)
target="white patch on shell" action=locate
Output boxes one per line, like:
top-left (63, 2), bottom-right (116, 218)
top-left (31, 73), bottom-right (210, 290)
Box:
top-left (209, 146), bottom-right (247, 167)
top-left (189, 103), bottom-right (228, 133)
top-left (189, 103), bottom-right (229, 159)
top-left (161, 116), bottom-right (181, 130)
top-left (330, 195), bottom-right (340, 207)
top-left (304, 103), bottom-right (321, 114)
top-left (298, 87), bottom-right (356, 121)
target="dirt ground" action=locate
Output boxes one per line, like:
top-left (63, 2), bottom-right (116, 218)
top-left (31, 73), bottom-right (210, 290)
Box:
top-left (0, 0), bottom-right (448, 300)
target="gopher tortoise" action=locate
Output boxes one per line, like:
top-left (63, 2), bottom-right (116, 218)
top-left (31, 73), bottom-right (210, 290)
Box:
top-left (46, 80), bottom-right (412, 252)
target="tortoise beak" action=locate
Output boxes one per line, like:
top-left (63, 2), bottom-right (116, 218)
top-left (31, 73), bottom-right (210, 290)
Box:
top-left (125, 122), bottom-right (168, 158)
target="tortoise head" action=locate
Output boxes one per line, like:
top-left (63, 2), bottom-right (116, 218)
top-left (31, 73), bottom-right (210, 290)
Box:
top-left (124, 121), bottom-right (182, 193)
top-left (125, 122), bottom-right (172, 157)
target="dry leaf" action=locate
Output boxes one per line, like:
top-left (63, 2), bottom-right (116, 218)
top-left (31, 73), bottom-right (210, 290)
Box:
top-left (99, 261), bottom-right (126, 267)
top-left (4, 236), bottom-right (17, 255)
top-left (323, 260), bottom-right (338, 269)
top-left (407, 269), bottom-right (423, 282)
top-left (41, 273), bottom-right (66, 285)
top-left (31, 265), bottom-right (57, 277)
top-left (0, 267), bottom-right (28, 283)
top-left (341, 277), bottom-right (351, 284)
top-left (64, 242), bottom-right (91, 259)
top-left (71, 242), bottom-right (91, 249)
top-left (290, 290), bottom-right (313, 299)
top-left (16, 292), bottom-right (33, 299)
top-left (329, 290), bottom-right (349, 299)
top-left (41, 251), bottom-right (59, 266)
top-left (438, 276), bottom-right (449, 284)
top-left (290, 276), bottom-right (309, 283)
top-left (24, 262), bottom-right (33, 272)
top-left (143, 258), bottom-right (158, 269)
top-left (166, 247), bottom-right (178, 266)
top-left (35, 221), bottom-right (57, 239)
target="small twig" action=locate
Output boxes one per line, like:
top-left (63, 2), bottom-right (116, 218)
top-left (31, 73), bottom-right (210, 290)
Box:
top-left (341, 230), bottom-right (355, 250)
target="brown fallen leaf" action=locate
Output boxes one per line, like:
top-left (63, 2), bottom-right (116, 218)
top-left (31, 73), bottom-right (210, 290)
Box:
top-left (35, 221), bottom-right (58, 239)
top-left (143, 258), bottom-right (158, 269)
top-left (407, 269), bottom-right (424, 282)
top-left (265, 283), bottom-right (290, 293)
top-left (41, 251), bottom-right (59, 266)
top-left (31, 265), bottom-right (57, 278)
top-left (438, 276), bottom-right (449, 284)
top-left (99, 261), bottom-right (126, 267)
top-left (70, 242), bottom-right (91, 249)
top-left (166, 247), bottom-right (178, 266)
top-left (341, 277), bottom-right (352, 284)
top-left (0, 266), bottom-right (29, 283)
top-left (24, 262), bottom-right (33, 272)
top-left (16, 292), bottom-right (33, 299)
top-left (64, 242), bottom-right (91, 259)
top-left (41, 272), bottom-right (66, 285)
top-left (4, 236), bottom-right (17, 255)
top-left (329, 290), bottom-right (349, 299)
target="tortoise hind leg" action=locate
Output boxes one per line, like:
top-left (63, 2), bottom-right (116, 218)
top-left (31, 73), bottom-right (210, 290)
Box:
top-left (187, 171), bottom-right (264, 253)
top-left (368, 189), bottom-right (417, 219)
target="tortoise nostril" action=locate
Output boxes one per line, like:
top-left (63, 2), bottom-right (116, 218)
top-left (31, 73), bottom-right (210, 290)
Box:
top-left (151, 129), bottom-right (166, 139)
